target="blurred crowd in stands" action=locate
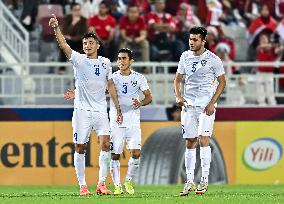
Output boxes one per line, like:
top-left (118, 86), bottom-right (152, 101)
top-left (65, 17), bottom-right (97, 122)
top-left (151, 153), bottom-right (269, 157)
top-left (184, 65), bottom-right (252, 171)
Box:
top-left (3, 0), bottom-right (284, 105)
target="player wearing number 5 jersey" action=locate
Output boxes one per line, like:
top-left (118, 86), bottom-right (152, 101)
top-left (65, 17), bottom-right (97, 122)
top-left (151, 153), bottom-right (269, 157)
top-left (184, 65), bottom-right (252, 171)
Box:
top-left (109, 48), bottom-right (152, 195)
top-left (49, 14), bottom-right (122, 196)
top-left (174, 27), bottom-right (226, 196)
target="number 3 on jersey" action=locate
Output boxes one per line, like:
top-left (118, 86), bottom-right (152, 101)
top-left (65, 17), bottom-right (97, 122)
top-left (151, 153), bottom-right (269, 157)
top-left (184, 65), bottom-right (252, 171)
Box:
top-left (122, 84), bottom-right (127, 94)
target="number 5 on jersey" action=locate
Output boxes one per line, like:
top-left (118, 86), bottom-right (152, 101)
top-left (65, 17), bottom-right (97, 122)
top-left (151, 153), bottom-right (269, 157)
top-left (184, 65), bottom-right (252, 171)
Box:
top-left (191, 62), bottom-right (198, 73)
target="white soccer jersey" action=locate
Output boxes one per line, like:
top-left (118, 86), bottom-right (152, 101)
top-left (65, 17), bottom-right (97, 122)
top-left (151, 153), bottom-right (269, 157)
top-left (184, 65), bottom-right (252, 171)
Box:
top-left (70, 50), bottom-right (112, 113)
top-left (177, 49), bottom-right (225, 107)
top-left (109, 70), bottom-right (150, 127)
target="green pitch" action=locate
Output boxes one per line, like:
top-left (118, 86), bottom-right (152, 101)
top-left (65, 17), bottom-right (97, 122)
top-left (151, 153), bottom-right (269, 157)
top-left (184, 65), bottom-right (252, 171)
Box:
top-left (0, 185), bottom-right (283, 204)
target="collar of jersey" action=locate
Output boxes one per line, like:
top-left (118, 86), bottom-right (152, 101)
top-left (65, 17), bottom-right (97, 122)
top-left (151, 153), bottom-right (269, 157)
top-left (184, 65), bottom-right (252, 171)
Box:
top-left (187, 49), bottom-right (208, 59)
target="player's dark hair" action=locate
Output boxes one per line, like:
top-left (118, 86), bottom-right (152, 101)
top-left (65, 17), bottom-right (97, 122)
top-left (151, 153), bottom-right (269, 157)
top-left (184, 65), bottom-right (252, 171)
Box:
top-left (189, 26), bottom-right (207, 40)
top-left (82, 32), bottom-right (100, 43)
top-left (118, 48), bottom-right (134, 60)
top-left (70, 2), bottom-right (80, 10)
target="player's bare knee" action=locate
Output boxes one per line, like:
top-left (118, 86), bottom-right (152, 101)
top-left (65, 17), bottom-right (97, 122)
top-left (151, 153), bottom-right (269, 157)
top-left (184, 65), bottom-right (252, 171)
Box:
top-left (75, 144), bottom-right (86, 154)
top-left (131, 149), bottom-right (141, 159)
top-left (111, 153), bottom-right (120, 160)
top-left (186, 138), bottom-right (198, 149)
top-left (199, 136), bottom-right (210, 147)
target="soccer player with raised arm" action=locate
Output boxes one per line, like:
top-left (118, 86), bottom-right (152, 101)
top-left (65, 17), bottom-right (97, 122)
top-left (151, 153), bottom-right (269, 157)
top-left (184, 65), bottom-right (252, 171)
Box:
top-left (49, 14), bottom-right (122, 196)
top-left (109, 48), bottom-right (152, 195)
top-left (174, 26), bottom-right (226, 195)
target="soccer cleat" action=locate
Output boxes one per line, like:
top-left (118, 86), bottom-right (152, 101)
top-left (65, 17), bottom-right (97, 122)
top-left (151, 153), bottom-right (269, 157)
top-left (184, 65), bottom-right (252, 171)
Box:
top-left (113, 185), bottom-right (124, 195)
top-left (80, 185), bottom-right (91, 196)
top-left (195, 182), bottom-right (208, 195)
top-left (96, 183), bottom-right (112, 195)
top-left (180, 182), bottom-right (196, 196)
top-left (123, 181), bottom-right (135, 194)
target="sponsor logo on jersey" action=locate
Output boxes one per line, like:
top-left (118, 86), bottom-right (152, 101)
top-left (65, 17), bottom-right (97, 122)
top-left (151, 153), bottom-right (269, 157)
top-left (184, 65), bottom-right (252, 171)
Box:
top-left (243, 137), bottom-right (283, 171)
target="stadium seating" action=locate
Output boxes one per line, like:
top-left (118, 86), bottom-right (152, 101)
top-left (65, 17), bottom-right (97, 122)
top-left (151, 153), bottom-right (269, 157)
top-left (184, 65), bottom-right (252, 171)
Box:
top-left (36, 4), bottom-right (63, 41)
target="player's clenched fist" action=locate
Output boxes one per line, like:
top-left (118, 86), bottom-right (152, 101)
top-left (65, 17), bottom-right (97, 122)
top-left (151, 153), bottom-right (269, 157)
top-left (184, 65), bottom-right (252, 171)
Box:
top-left (49, 14), bottom-right (58, 28)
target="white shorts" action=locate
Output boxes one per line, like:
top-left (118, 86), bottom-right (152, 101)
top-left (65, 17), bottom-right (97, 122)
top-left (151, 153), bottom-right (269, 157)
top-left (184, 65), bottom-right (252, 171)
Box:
top-left (181, 105), bottom-right (215, 138)
top-left (110, 125), bottom-right (141, 154)
top-left (72, 108), bottom-right (110, 144)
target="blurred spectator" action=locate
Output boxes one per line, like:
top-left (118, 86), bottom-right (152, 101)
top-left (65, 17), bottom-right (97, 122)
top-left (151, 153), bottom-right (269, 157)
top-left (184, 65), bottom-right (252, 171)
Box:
top-left (147, 0), bottom-right (185, 62)
top-left (255, 33), bottom-right (284, 105)
top-left (21, 0), bottom-right (39, 31)
top-left (248, 4), bottom-right (278, 46)
top-left (75, 0), bottom-right (96, 18)
top-left (206, 26), bottom-right (218, 53)
top-left (275, 0), bottom-right (284, 18)
top-left (175, 2), bottom-right (201, 49)
top-left (231, 0), bottom-right (259, 25)
top-left (165, 0), bottom-right (190, 15)
top-left (59, 3), bottom-right (88, 64)
top-left (109, 0), bottom-right (124, 22)
top-left (196, 0), bottom-right (207, 24)
top-left (218, 28), bottom-right (236, 60)
top-left (119, 4), bottom-right (149, 63)
top-left (206, 0), bottom-right (222, 26)
top-left (89, 1), bottom-right (117, 61)
top-left (128, 0), bottom-right (150, 15)
top-left (216, 42), bottom-right (245, 105)
top-left (75, 0), bottom-right (102, 16)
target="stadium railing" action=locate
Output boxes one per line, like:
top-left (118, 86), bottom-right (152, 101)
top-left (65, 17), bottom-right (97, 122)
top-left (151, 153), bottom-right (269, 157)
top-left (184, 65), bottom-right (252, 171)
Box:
top-left (0, 0), bottom-right (29, 68)
top-left (0, 61), bottom-right (284, 107)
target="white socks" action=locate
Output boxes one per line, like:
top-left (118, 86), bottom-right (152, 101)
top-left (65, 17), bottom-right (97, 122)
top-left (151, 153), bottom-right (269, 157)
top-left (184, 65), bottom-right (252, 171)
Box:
top-left (74, 152), bottom-right (86, 186)
top-left (200, 146), bottom-right (211, 183)
top-left (185, 148), bottom-right (196, 183)
top-left (99, 151), bottom-right (110, 183)
top-left (110, 159), bottom-right (120, 187)
top-left (125, 157), bottom-right (140, 182)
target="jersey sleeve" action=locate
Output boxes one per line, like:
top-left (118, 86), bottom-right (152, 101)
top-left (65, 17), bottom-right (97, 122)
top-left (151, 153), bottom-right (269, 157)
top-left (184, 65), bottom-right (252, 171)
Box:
top-left (177, 53), bottom-right (185, 74)
top-left (140, 74), bottom-right (150, 91)
top-left (212, 56), bottom-right (225, 77)
top-left (69, 50), bottom-right (83, 69)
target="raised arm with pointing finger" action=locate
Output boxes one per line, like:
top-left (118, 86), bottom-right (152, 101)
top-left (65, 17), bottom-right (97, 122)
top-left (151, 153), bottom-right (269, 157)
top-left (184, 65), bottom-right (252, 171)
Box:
top-left (49, 14), bottom-right (72, 59)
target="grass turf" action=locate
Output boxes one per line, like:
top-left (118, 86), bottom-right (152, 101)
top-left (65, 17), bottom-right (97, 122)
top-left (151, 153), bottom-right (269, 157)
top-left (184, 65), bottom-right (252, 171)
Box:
top-left (0, 185), bottom-right (283, 204)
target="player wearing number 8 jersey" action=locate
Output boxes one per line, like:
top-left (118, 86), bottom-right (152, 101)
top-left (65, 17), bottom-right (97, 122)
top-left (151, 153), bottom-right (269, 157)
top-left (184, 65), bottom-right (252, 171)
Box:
top-left (109, 48), bottom-right (152, 195)
top-left (174, 26), bottom-right (226, 195)
top-left (49, 14), bottom-right (122, 196)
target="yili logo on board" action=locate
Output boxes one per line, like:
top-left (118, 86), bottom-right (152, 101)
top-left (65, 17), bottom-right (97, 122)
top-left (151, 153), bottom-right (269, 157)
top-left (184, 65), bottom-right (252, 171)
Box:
top-left (243, 138), bottom-right (283, 171)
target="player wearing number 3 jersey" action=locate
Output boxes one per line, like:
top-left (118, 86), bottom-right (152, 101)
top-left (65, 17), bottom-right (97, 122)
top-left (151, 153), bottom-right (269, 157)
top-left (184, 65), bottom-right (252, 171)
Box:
top-left (109, 48), bottom-right (152, 195)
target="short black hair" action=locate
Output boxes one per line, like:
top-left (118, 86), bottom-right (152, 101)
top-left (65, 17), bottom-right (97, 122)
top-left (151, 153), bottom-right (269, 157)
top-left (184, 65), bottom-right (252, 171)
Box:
top-left (189, 26), bottom-right (207, 40)
top-left (118, 48), bottom-right (134, 60)
top-left (70, 2), bottom-right (80, 10)
top-left (82, 32), bottom-right (100, 43)
top-left (100, 0), bottom-right (110, 7)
